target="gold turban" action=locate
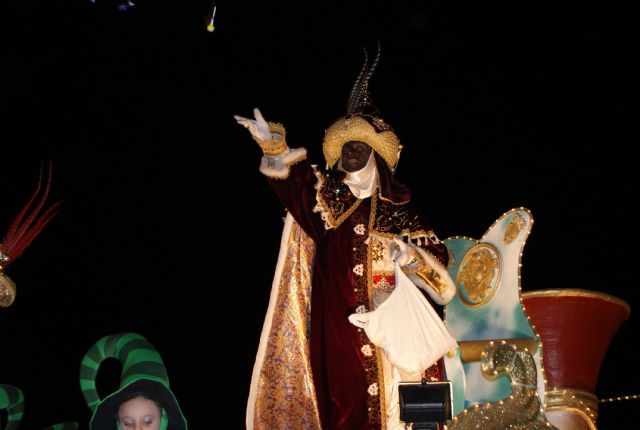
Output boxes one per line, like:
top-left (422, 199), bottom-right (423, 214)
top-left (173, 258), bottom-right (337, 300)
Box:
top-left (322, 115), bottom-right (402, 171)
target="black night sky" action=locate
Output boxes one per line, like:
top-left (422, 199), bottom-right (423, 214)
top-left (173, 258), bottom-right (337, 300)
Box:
top-left (2, 1), bottom-right (636, 428)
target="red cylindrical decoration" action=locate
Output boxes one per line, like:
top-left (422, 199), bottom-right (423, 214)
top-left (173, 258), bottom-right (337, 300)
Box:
top-left (522, 289), bottom-right (629, 392)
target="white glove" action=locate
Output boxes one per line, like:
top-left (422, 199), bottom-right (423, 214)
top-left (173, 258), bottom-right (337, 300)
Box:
top-left (234, 108), bottom-right (274, 141)
top-left (390, 238), bottom-right (413, 266)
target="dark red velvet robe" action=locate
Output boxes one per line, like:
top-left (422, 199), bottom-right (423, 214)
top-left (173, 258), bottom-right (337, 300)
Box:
top-left (267, 154), bottom-right (448, 430)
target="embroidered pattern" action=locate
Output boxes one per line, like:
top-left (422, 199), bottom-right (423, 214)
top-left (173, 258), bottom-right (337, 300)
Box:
top-left (424, 360), bottom-right (443, 383)
top-left (372, 275), bottom-right (395, 290)
top-left (361, 344), bottom-right (373, 357)
top-left (370, 236), bottom-right (385, 263)
top-left (312, 168), bottom-right (362, 229)
top-left (368, 383), bottom-right (379, 396)
top-left (253, 221), bottom-right (321, 429)
top-left (353, 264), bottom-right (364, 276)
top-left (371, 199), bottom-right (426, 240)
top-left (350, 202), bottom-right (382, 426)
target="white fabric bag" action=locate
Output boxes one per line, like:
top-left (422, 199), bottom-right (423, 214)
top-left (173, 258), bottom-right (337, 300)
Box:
top-left (348, 263), bottom-right (458, 375)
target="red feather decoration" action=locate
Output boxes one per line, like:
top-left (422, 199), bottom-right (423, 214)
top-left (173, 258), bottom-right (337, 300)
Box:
top-left (1, 162), bottom-right (61, 270)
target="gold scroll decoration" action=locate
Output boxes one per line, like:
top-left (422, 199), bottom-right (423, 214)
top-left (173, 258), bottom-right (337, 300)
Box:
top-left (448, 341), bottom-right (558, 430)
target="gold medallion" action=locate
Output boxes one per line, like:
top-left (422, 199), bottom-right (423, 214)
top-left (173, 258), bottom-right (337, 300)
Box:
top-left (456, 243), bottom-right (501, 307)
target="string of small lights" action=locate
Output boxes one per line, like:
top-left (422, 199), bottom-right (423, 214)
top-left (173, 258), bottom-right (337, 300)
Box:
top-left (599, 394), bottom-right (640, 403)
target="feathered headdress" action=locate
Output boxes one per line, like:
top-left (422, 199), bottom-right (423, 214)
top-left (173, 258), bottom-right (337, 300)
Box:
top-left (0, 163), bottom-right (61, 307)
top-left (322, 42), bottom-right (402, 171)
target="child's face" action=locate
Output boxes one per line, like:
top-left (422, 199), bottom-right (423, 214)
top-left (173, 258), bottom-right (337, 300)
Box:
top-left (118, 396), bottom-right (161, 429)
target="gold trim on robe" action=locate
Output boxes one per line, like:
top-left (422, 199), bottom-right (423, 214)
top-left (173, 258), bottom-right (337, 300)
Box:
top-left (247, 214), bottom-right (321, 429)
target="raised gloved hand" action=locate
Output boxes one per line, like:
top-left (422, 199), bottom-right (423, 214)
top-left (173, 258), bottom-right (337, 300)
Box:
top-left (390, 238), bottom-right (413, 266)
top-left (234, 108), bottom-right (272, 141)
top-left (234, 108), bottom-right (287, 156)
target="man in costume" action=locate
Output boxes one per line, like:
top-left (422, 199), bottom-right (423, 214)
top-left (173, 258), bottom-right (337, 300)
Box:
top-left (237, 48), bottom-right (457, 430)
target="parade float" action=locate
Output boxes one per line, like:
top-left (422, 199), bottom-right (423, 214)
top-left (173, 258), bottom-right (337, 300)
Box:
top-left (440, 208), bottom-right (630, 430)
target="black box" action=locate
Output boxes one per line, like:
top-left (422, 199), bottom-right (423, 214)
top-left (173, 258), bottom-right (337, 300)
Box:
top-left (399, 379), bottom-right (452, 423)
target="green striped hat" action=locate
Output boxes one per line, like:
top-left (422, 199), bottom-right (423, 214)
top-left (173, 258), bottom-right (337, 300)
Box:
top-left (43, 423), bottom-right (79, 430)
top-left (80, 333), bottom-right (187, 430)
top-left (0, 385), bottom-right (24, 430)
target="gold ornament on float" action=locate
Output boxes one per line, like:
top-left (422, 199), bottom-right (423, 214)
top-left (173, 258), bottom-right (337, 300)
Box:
top-left (503, 213), bottom-right (526, 245)
top-left (456, 243), bottom-right (501, 307)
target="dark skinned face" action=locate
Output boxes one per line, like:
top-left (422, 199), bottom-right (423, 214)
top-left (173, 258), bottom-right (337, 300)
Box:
top-left (340, 141), bottom-right (373, 172)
